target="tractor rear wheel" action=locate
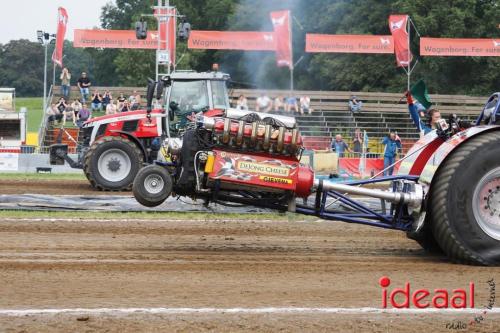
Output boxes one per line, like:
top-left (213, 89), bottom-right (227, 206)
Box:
top-left (133, 164), bottom-right (172, 207)
top-left (407, 215), bottom-right (443, 255)
top-left (84, 136), bottom-right (143, 191)
top-left (429, 130), bottom-right (500, 265)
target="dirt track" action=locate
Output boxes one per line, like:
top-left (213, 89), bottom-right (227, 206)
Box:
top-left (0, 179), bottom-right (103, 195)
top-left (0, 215), bottom-right (499, 332)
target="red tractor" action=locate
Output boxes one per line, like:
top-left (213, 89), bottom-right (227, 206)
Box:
top-left (50, 70), bottom-right (231, 191)
top-left (132, 87), bottom-right (500, 266)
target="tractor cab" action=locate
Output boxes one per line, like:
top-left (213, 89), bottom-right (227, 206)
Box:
top-left (157, 70), bottom-right (231, 137)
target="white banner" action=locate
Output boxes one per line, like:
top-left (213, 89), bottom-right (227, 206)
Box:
top-left (0, 153), bottom-right (19, 171)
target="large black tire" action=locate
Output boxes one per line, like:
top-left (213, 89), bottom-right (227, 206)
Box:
top-left (133, 165), bottom-right (172, 207)
top-left (407, 217), bottom-right (444, 255)
top-left (173, 129), bottom-right (200, 196)
top-left (83, 136), bottom-right (143, 191)
top-left (429, 130), bottom-right (500, 265)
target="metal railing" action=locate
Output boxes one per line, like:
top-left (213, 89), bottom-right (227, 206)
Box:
top-left (37, 84), bottom-right (54, 147)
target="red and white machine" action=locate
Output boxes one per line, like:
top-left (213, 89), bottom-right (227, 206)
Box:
top-left (132, 84), bottom-right (500, 266)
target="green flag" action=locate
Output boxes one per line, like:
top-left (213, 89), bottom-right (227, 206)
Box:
top-left (410, 79), bottom-right (432, 109)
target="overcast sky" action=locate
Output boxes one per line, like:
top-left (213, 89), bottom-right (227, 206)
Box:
top-left (0, 0), bottom-right (112, 44)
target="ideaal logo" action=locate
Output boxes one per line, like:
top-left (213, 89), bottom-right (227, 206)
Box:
top-left (379, 276), bottom-right (496, 330)
top-left (379, 276), bottom-right (474, 309)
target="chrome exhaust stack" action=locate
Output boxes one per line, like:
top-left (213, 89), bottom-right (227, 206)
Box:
top-left (313, 179), bottom-right (424, 209)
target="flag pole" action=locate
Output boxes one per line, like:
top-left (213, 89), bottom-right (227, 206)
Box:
top-left (289, 10), bottom-right (293, 98)
top-left (407, 16), bottom-right (411, 91)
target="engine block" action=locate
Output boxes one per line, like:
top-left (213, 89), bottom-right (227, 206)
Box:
top-left (199, 110), bottom-right (303, 156)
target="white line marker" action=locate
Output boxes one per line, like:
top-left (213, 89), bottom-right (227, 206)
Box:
top-left (0, 307), bottom-right (499, 316)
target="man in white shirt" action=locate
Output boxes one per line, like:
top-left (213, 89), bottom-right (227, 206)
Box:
top-left (256, 93), bottom-right (272, 113)
top-left (300, 96), bottom-right (313, 115)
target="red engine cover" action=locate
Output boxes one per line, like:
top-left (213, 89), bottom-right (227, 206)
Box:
top-left (208, 149), bottom-right (314, 198)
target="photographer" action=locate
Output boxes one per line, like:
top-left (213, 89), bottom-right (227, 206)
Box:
top-left (91, 90), bottom-right (103, 112)
top-left (382, 131), bottom-right (402, 176)
top-left (352, 128), bottom-right (364, 155)
top-left (60, 68), bottom-right (71, 100)
top-left (56, 97), bottom-right (67, 114)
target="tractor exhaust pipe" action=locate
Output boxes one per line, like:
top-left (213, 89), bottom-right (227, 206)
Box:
top-left (313, 179), bottom-right (423, 208)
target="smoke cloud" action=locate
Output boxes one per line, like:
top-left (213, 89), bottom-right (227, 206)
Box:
top-left (220, 0), bottom-right (302, 90)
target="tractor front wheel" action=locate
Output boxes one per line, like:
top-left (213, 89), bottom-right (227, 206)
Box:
top-left (133, 164), bottom-right (173, 207)
top-left (429, 131), bottom-right (500, 265)
top-left (84, 136), bottom-right (143, 191)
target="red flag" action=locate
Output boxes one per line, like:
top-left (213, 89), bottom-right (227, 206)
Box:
top-left (154, 8), bottom-right (176, 65)
top-left (388, 15), bottom-right (412, 67)
top-left (52, 7), bottom-right (68, 67)
top-left (270, 10), bottom-right (292, 69)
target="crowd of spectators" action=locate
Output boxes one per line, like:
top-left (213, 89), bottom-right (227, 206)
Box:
top-left (47, 70), bottom-right (144, 128)
top-left (328, 128), bottom-right (403, 175)
top-left (232, 92), bottom-right (405, 172)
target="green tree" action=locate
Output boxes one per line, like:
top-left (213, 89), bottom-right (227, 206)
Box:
top-left (99, 0), bottom-right (238, 86)
top-left (0, 40), bottom-right (45, 96)
top-left (392, 0), bottom-right (500, 94)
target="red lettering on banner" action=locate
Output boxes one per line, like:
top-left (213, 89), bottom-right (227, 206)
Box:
top-left (74, 29), bottom-right (162, 49)
top-left (420, 37), bottom-right (500, 57)
top-left (188, 30), bottom-right (276, 51)
top-left (306, 34), bottom-right (394, 54)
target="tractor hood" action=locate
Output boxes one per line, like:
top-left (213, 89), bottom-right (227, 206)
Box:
top-left (83, 109), bottom-right (165, 128)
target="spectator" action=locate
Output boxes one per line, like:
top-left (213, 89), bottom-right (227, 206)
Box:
top-left (70, 98), bottom-right (82, 113)
top-left (62, 106), bottom-right (76, 126)
top-left (60, 67), bottom-right (71, 100)
top-left (349, 95), bottom-right (363, 113)
top-left (382, 131), bottom-right (402, 176)
top-left (236, 95), bottom-right (248, 110)
top-left (46, 103), bottom-right (62, 124)
top-left (102, 90), bottom-right (112, 110)
top-left (256, 93), bottom-right (272, 113)
top-left (300, 96), bottom-right (313, 115)
top-left (77, 72), bottom-right (91, 102)
top-left (131, 92), bottom-right (142, 110)
top-left (91, 90), bottom-right (103, 112)
top-left (56, 97), bottom-right (67, 114)
top-left (285, 96), bottom-right (299, 113)
top-left (331, 134), bottom-right (351, 157)
top-left (352, 128), bottom-right (364, 154)
top-left (76, 104), bottom-right (91, 127)
top-left (406, 92), bottom-right (441, 136)
top-left (118, 93), bottom-right (126, 104)
top-left (120, 100), bottom-right (131, 113)
top-left (128, 91), bottom-right (137, 105)
top-left (274, 96), bottom-right (285, 113)
top-left (117, 93), bottom-right (126, 112)
top-left (106, 99), bottom-right (118, 115)
top-left (70, 99), bottom-right (82, 123)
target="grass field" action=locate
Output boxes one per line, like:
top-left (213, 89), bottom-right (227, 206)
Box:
top-left (16, 97), bottom-right (43, 132)
top-left (0, 172), bottom-right (86, 181)
top-left (0, 210), bottom-right (290, 221)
